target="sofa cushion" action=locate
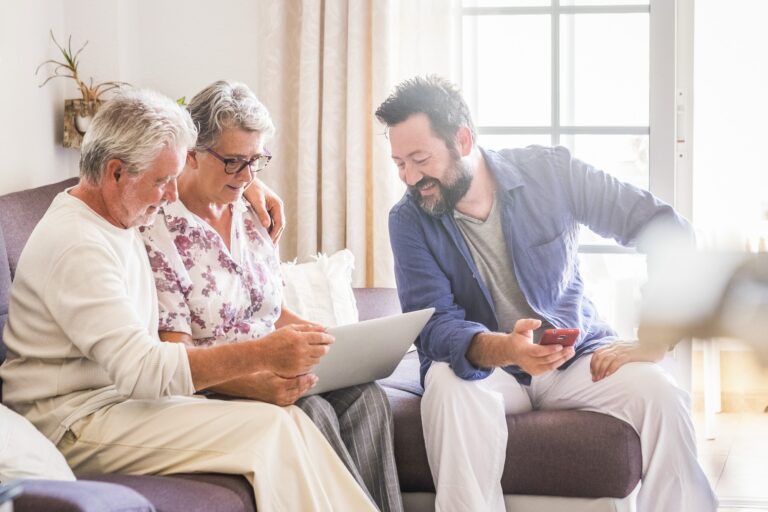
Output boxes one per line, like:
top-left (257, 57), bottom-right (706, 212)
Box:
top-left (0, 404), bottom-right (76, 482)
top-left (378, 350), bottom-right (423, 396)
top-left (380, 354), bottom-right (642, 499)
top-left (82, 474), bottom-right (255, 512)
top-left (384, 387), bottom-right (434, 493)
top-left (281, 249), bottom-right (358, 326)
top-left (14, 479), bottom-right (153, 512)
top-left (501, 409), bottom-right (641, 498)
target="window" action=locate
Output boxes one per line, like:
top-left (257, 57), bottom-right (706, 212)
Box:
top-left (461, 0), bottom-right (675, 338)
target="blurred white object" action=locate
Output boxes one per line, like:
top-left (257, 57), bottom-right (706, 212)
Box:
top-left (639, 242), bottom-right (768, 364)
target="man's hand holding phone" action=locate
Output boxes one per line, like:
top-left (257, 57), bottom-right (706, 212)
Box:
top-left (506, 320), bottom-right (577, 375)
top-left (467, 319), bottom-right (577, 374)
top-left (539, 328), bottom-right (580, 347)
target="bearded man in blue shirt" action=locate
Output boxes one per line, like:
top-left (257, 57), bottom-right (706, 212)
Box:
top-left (375, 75), bottom-right (717, 512)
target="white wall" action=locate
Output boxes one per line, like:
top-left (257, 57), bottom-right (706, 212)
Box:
top-left (0, 0), bottom-right (263, 195)
top-left (0, 0), bottom-right (79, 194)
top-left (693, 0), bottom-right (768, 248)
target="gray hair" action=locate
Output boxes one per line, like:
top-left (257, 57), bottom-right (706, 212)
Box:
top-left (80, 89), bottom-right (197, 184)
top-left (187, 80), bottom-right (275, 151)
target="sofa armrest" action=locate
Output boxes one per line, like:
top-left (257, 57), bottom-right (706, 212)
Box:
top-left (14, 480), bottom-right (154, 512)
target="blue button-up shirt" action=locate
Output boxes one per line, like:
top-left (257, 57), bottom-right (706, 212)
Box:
top-left (389, 145), bottom-right (691, 387)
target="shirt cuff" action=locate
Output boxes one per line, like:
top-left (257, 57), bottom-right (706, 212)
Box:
top-left (448, 325), bottom-right (494, 381)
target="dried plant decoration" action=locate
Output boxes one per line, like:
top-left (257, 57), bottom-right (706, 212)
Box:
top-left (35, 30), bottom-right (129, 102)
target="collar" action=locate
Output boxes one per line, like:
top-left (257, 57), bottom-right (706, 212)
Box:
top-left (479, 146), bottom-right (525, 195)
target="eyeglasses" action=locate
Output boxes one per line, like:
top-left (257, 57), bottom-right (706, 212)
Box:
top-left (204, 147), bottom-right (272, 174)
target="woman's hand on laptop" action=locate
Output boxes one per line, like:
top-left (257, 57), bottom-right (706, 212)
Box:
top-left (262, 324), bottom-right (334, 376)
top-left (246, 371), bottom-right (318, 406)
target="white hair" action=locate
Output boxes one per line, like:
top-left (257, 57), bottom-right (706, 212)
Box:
top-left (187, 80), bottom-right (274, 150)
top-left (79, 89), bottom-right (197, 184)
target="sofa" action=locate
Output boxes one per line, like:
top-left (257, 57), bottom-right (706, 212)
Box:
top-left (0, 178), bottom-right (642, 512)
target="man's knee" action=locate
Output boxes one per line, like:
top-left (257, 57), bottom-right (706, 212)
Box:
top-left (423, 362), bottom-right (491, 409)
top-left (618, 363), bottom-right (691, 412)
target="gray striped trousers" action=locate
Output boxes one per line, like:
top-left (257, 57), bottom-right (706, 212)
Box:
top-left (297, 382), bottom-right (403, 512)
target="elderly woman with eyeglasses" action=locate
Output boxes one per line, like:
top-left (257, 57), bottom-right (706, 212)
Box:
top-left (140, 80), bottom-right (403, 512)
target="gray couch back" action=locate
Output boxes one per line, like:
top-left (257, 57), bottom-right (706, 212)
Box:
top-left (0, 223), bottom-right (11, 365)
top-left (0, 178), bottom-right (88, 396)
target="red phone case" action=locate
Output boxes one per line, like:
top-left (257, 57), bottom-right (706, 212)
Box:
top-left (539, 328), bottom-right (580, 347)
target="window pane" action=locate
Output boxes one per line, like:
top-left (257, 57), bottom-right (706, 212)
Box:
top-left (463, 15), bottom-right (551, 126)
top-left (560, 13), bottom-right (649, 126)
top-left (578, 252), bottom-right (647, 338)
top-left (478, 134), bottom-right (552, 150)
top-left (463, 0), bottom-right (551, 6)
top-left (559, 134), bottom-right (648, 190)
top-left (561, 0), bottom-right (648, 5)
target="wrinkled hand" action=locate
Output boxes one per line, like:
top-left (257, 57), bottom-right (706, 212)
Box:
top-left (244, 178), bottom-right (285, 244)
top-left (248, 371), bottom-right (317, 406)
top-left (508, 319), bottom-right (575, 376)
top-left (590, 340), bottom-right (666, 382)
top-left (261, 324), bottom-right (333, 377)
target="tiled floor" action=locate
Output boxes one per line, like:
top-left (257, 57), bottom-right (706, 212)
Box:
top-left (694, 412), bottom-right (768, 510)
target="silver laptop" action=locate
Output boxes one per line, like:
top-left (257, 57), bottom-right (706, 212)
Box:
top-left (304, 308), bottom-right (434, 396)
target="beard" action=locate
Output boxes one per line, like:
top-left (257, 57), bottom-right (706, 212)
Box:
top-left (408, 155), bottom-right (473, 217)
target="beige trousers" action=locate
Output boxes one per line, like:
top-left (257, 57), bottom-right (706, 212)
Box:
top-left (58, 395), bottom-right (377, 512)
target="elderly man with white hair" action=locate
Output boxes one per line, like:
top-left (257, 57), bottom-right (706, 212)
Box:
top-left (0, 90), bottom-right (378, 512)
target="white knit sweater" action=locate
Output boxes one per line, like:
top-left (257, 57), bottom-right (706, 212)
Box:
top-left (0, 191), bottom-right (195, 444)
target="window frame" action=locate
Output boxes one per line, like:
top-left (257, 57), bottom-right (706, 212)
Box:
top-left (460, 0), bottom-right (678, 250)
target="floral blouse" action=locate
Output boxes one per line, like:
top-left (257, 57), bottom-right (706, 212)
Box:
top-left (139, 199), bottom-right (283, 346)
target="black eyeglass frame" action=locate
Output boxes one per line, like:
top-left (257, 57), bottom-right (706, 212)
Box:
top-left (204, 147), bottom-right (272, 175)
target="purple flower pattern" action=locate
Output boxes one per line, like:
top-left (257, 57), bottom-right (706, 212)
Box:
top-left (140, 200), bottom-right (282, 345)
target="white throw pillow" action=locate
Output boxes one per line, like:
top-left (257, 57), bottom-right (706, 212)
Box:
top-left (0, 404), bottom-right (75, 482)
top-left (281, 249), bottom-right (359, 327)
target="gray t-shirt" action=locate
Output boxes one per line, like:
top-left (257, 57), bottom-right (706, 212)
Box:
top-left (454, 194), bottom-right (549, 337)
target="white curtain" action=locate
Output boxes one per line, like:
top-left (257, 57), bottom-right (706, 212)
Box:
top-left (254, 0), bottom-right (459, 287)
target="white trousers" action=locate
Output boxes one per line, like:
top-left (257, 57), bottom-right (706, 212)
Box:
top-left (421, 356), bottom-right (718, 512)
top-left (58, 396), bottom-right (377, 512)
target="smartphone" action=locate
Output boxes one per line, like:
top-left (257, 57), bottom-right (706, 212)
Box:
top-left (539, 328), bottom-right (580, 347)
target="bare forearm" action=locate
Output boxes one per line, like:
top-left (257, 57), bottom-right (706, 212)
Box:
top-left (163, 326), bottom-right (330, 391)
top-left (160, 331), bottom-right (272, 391)
top-left (204, 373), bottom-right (265, 400)
top-left (465, 331), bottom-right (512, 369)
top-left (186, 342), bottom-right (271, 391)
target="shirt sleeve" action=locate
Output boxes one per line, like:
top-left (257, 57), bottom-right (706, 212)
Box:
top-left (553, 146), bottom-right (695, 248)
top-left (389, 202), bottom-right (492, 382)
top-left (43, 242), bottom-right (195, 399)
top-left (140, 221), bottom-right (193, 335)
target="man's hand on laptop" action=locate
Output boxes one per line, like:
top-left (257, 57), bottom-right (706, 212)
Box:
top-left (262, 324), bottom-right (334, 377)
